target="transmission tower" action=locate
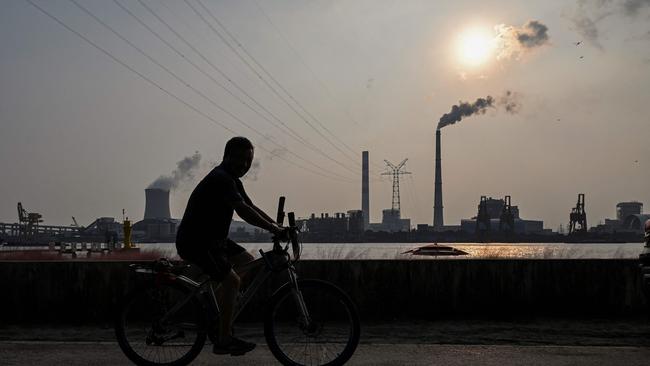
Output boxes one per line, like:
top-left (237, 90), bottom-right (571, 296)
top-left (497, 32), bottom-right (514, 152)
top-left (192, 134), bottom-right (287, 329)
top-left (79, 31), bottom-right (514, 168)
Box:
top-left (381, 159), bottom-right (411, 211)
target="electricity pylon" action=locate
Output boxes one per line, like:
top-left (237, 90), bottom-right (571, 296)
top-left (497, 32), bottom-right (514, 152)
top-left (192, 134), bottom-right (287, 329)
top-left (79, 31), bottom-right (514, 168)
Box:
top-left (382, 159), bottom-right (411, 211)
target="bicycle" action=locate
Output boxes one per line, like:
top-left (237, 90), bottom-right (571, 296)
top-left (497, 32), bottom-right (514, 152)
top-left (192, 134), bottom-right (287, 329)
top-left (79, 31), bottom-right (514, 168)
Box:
top-left (115, 197), bottom-right (361, 366)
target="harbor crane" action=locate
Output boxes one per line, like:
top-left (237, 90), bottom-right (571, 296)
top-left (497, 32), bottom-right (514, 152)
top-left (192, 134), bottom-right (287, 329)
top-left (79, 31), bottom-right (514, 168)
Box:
top-left (569, 193), bottom-right (587, 234)
top-left (16, 202), bottom-right (43, 238)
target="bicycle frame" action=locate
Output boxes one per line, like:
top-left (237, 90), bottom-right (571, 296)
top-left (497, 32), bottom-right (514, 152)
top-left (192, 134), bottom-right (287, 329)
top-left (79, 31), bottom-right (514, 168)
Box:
top-left (160, 247), bottom-right (310, 328)
top-left (156, 196), bottom-right (310, 329)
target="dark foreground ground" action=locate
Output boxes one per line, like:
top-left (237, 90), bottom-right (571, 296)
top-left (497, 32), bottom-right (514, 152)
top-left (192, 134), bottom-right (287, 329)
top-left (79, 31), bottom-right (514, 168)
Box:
top-left (1, 319), bottom-right (649, 365)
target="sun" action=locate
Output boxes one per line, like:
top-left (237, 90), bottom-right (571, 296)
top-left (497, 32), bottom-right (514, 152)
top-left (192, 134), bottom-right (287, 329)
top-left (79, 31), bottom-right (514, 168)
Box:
top-left (457, 28), bottom-right (494, 67)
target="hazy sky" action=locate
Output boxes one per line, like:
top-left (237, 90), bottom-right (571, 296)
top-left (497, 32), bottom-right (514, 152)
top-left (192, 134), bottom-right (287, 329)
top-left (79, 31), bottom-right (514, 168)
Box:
top-left (1, 0), bottom-right (649, 230)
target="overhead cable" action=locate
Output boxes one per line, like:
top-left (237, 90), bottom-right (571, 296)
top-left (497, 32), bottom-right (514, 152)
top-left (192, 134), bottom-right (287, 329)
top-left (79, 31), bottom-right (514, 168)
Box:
top-left (23, 0), bottom-right (355, 183)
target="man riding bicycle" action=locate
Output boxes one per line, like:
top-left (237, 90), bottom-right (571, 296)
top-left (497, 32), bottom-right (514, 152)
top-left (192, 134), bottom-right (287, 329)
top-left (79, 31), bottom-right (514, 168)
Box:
top-left (175, 136), bottom-right (286, 356)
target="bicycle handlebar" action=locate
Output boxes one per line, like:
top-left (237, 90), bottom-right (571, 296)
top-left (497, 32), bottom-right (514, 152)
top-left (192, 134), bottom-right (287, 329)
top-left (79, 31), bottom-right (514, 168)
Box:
top-left (273, 197), bottom-right (301, 261)
top-left (276, 196), bottom-right (285, 226)
top-left (287, 212), bottom-right (300, 260)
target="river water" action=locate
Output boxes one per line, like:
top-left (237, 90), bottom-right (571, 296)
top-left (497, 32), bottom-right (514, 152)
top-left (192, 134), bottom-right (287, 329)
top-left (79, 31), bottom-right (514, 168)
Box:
top-left (138, 242), bottom-right (646, 260)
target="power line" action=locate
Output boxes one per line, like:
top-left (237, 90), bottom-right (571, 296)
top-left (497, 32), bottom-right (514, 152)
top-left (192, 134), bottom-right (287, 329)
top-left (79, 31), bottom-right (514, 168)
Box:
top-left (112, 0), bottom-right (357, 180)
top-left (197, 0), bottom-right (362, 163)
top-left (252, 0), bottom-right (362, 128)
top-left (23, 0), bottom-right (354, 183)
top-left (136, 0), bottom-right (308, 148)
top-left (113, 0), bottom-right (306, 146)
top-left (186, 0), bottom-right (361, 168)
top-left (70, 0), bottom-right (358, 182)
top-left (251, 0), bottom-right (387, 176)
top-left (208, 1), bottom-right (386, 177)
top-left (132, 0), bottom-right (360, 177)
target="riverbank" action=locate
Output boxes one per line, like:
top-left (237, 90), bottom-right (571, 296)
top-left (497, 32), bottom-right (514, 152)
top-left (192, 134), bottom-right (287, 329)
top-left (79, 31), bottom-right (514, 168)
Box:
top-left (1, 259), bottom-right (647, 323)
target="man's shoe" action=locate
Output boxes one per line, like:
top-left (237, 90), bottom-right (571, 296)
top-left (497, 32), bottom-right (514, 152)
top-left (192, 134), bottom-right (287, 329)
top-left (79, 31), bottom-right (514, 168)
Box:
top-left (212, 337), bottom-right (256, 356)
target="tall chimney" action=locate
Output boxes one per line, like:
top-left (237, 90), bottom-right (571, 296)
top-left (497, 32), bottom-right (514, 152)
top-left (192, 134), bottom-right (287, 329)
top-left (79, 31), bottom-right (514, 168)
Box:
top-left (362, 151), bottom-right (370, 230)
top-left (433, 129), bottom-right (444, 229)
top-left (144, 188), bottom-right (171, 219)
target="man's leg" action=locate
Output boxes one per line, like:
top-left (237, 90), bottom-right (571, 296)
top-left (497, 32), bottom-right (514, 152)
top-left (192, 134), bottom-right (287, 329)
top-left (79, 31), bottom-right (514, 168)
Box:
top-left (215, 251), bottom-right (254, 340)
top-left (212, 243), bottom-right (257, 355)
top-left (229, 251), bottom-right (256, 285)
top-left (215, 269), bottom-right (240, 342)
top-left (213, 268), bottom-right (255, 355)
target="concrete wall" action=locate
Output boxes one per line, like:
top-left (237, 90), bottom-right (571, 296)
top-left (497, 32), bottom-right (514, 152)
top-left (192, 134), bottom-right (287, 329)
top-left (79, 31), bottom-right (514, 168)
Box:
top-left (0, 259), bottom-right (646, 324)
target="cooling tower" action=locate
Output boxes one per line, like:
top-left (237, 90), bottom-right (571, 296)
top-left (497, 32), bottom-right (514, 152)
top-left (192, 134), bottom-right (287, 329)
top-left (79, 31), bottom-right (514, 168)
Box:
top-left (362, 151), bottom-right (369, 230)
top-left (433, 130), bottom-right (444, 229)
top-left (144, 188), bottom-right (171, 220)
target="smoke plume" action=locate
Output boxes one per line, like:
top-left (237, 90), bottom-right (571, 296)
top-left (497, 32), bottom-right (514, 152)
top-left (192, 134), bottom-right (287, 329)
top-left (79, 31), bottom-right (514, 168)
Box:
top-left (572, 14), bottom-right (606, 49)
top-left (623, 0), bottom-right (650, 16)
top-left (437, 91), bottom-right (521, 129)
top-left (268, 146), bottom-right (288, 160)
top-left (242, 147), bottom-right (287, 181)
top-left (242, 160), bottom-right (261, 181)
top-left (570, 0), bottom-right (650, 49)
top-left (495, 20), bottom-right (550, 60)
top-left (499, 90), bottom-right (523, 114)
top-left (437, 97), bottom-right (494, 129)
top-left (148, 152), bottom-right (202, 190)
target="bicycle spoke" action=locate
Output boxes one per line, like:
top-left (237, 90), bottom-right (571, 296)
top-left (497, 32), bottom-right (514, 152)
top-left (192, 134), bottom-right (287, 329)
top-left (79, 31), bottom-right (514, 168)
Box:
top-left (267, 280), bottom-right (359, 366)
top-left (116, 283), bottom-right (206, 365)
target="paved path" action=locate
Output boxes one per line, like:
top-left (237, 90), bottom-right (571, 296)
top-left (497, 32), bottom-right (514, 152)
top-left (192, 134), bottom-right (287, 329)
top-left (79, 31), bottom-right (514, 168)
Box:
top-left (2, 320), bottom-right (649, 365)
top-left (1, 341), bottom-right (649, 365)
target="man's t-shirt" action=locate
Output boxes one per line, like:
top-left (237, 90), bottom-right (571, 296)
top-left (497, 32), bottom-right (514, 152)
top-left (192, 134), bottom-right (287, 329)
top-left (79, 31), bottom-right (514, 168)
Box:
top-left (176, 164), bottom-right (252, 254)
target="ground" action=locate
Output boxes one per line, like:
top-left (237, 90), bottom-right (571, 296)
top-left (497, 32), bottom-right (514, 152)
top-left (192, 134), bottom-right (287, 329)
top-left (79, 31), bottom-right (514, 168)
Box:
top-left (1, 320), bottom-right (649, 365)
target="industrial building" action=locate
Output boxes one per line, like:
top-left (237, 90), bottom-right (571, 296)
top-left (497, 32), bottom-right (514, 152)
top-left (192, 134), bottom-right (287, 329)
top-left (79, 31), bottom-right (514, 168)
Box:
top-left (367, 209), bottom-right (410, 233)
top-left (591, 201), bottom-right (650, 234)
top-left (297, 210), bottom-right (364, 242)
top-left (132, 188), bottom-right (179, 242)
top-left (0, 202), bottom-right (125, 245)
top-left (460, 196), bottom-right (545, 235)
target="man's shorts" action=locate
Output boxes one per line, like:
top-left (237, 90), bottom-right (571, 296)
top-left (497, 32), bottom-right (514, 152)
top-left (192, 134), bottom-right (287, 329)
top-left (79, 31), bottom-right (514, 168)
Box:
top-left (177, 239), bottom-right (247, 282)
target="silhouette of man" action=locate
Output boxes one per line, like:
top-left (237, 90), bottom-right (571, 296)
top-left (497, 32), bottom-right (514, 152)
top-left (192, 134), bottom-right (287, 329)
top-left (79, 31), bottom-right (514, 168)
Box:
top-left (176, 136), bottom-right (285, 356)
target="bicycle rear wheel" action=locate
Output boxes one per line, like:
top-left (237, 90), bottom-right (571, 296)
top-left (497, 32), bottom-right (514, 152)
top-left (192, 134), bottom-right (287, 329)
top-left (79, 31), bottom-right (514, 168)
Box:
top-left (265, 279), bottom-right (360, 366)
top-left (115, 282), bottom-right (207, 366)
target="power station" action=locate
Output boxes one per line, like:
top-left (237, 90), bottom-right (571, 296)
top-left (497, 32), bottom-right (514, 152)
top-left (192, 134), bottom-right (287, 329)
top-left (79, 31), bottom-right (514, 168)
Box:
top-left (2, 141), bottom-right (649, 244)
top-left (133, 188), bottom-right (179, 241)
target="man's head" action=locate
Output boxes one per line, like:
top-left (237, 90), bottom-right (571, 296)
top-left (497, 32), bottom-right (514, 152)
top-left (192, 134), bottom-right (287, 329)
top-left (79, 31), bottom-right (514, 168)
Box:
top-left (222, 137), bottom-right (254, 178)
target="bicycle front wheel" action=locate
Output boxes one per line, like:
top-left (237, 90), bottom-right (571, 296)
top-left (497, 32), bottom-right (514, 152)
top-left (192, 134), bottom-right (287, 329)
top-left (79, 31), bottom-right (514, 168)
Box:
top-left (265, 279), bottom-right (360, 366)
top-left (115, 282), bottom-right (207, 366)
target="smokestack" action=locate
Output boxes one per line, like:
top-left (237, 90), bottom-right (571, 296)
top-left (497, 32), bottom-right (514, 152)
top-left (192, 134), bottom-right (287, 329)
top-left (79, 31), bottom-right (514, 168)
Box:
top-left (362, 151), bottom-right (370, 230)
top-left (144, 188), bottom-right (171, 220)
top-left (433, 130), bottom-right (444, 229)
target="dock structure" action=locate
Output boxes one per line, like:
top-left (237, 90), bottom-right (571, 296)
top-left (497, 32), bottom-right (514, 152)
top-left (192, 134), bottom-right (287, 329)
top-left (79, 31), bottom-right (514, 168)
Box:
top-left (0, 222), bottom-right (81, 241)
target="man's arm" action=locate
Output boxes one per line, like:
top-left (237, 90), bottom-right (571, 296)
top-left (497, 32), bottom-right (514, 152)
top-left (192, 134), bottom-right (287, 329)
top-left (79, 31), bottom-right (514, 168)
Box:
top-left (250, 204), bottom-right (276, 224)
top-left (233, 201), bottom-right (282, 235)
top-left (237, 183), bottom-right (276, 224)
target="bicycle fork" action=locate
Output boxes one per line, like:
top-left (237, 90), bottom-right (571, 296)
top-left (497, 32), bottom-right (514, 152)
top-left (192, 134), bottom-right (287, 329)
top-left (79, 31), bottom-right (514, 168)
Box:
top-left (287, 267), bottom-right (312, 327)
